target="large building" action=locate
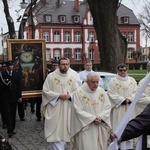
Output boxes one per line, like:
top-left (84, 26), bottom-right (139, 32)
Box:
top-left (1, 0), bottom-right (140, 69)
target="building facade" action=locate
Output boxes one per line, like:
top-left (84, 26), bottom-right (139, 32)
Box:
top-left (1, 0), bottom-right (141, 68)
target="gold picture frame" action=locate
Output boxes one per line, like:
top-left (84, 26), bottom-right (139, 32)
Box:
top-left (7, 39), bottom-right (46, 98)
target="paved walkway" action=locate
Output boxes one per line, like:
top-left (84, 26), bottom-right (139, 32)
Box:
top-left (0, 102), bottom-right (70, 150)
top-left (0, 103), bottom-right (48, 150)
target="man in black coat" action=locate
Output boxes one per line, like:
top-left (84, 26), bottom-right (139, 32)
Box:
top-left (0, 61), bottom-right (22, 138)
top-left (110, 103), bottom-right (150, 149)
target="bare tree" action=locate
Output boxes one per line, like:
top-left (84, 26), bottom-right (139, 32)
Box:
top-left (2, 0), bottom-right (16, 39)
top-left (87, 0), bottom-right (127, 72)
top-left (138, 1), bottom-right (150, 39)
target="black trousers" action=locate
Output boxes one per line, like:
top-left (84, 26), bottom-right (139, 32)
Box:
top-left (5, 102), bottom-right (17, 134)
top-left (18, 101), bottom-right (25, 119)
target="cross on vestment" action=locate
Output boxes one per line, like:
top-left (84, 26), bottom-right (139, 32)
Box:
top-left (91, 100), bottom-right (99, 108)
top-left (61, 83), bottom-right (67, 88)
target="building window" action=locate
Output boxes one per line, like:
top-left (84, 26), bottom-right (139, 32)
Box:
top-left (54, 50), bottom-right (60, 60)
top-left (54, 31), bottom-right (60, 42)
top-left (89, 49), bottom-right (94, 61)
top-left (75, 49), bottom-right (81, 60)
top-left (75, 32), bottom-right (81, 42)
top-left (43, 32), bottom-right (50, 42)
top-left (45, 15), bottom-right (51, 22)
top-left (124, 17), bottom-right (129, 24)
top-left (127, 32), bottom-right (133, 42)
top-left (64, 32), bottom-right (70, 42)
top-left (128, 48), bottom-right (134, 59)
top-left (64, 49), bottom-right (72, 58)
top-left (59, 15), bottom-right (66, 23)
top-left (46, 50), bottom-right (50, 61)
top-left (89, 32), bottom-right (94, 43)
top-left (73, 15), bottom-right (80, 23)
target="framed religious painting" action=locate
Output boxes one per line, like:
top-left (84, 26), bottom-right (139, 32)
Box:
top-left (7, 39), bottom-right (46, 98)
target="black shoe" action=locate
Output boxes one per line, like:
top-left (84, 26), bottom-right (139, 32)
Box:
top-left (8, 131), bottom-right (16, 138)
top-left (20, 118), bottom-right (25, 121)
top-left (2, 124), bottom-right (7, 129)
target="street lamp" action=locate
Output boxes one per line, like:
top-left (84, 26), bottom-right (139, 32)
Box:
top-left (19, 0), bottom-right (36, 39)
top-left (20, 0), bottom-right (28, 9)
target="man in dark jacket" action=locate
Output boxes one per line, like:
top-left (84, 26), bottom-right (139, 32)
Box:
top-left (0, 61), bottom-right (22, 138)
top-left (110, 103), bottom-right (150, 149)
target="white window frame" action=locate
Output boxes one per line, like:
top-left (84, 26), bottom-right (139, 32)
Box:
top-left (75, 31), bottom-right (81, 42)
top-left (89, 49), bottom-right (94, 61)
top-left (128, 48), bottom-right (134, 59)
top-left (46, 50), bottom-right (50, 61)
top-left (54, 50), bottom-right (60, 60)
top-left (43, 32), bottom-right (50, 42)
top-left (75, 49), bottom-right (81, 60)
top-left (89, 32), bottom-right (94, 43)
top-left (64, 49), bottom-right (71, 58)
top-left (74, 16), bottom-right (80, 23)
top-left (45, 15), bottom-right (51, 22)
top-left (124, 17), bottom-right (129, 24)
top-left (54, 32), bottom-right (60, 42)
top-left (65, 32), bottom-right (70, 42)
top-left (60, 16), bottom-right (66, 22)
top-left (127, 32), bottom-right (133, 42)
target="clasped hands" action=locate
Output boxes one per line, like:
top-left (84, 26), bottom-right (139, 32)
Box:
top-left (59, 92), bottom-right (71, 100)
top-left (94, 116), bottom-right (101, 125)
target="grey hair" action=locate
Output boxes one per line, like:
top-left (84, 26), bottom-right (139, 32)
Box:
top-left (86, 72), bottom-right (100, 81)
top-left (147, 61), bottom-right (150, 72)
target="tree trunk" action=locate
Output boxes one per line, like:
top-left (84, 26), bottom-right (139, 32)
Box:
top-left (87, 0), bottom-right (127, 72)
top-left (2, 0), bottom-right (16, 39)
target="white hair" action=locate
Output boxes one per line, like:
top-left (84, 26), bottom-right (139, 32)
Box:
top-left (86, 72), bottom-right (100, 81)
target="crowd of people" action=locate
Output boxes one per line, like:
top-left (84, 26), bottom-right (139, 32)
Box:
top-left (1, 58), bottom-right (150, 150)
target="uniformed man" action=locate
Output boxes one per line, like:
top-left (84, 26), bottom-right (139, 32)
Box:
top-left (0, 61), bottom-right (22, 138)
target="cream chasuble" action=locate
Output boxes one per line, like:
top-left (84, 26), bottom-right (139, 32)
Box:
top-left (135, 73), bottom-right (150, 115)
top-left (42, 69), bottom-right (79, 142)
top-left (107, 74), bottom-right (137, 130)
top-left (70, 82), bottom-right (111, 150)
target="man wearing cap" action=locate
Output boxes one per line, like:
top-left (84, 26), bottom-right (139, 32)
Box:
top-left (47, 60), bottom-right (59, 74)
top-left (0, 60), bottom-right (22, 138)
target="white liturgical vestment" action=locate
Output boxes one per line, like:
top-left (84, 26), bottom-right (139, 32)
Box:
top-left (70, 82), bottom-right (111, 150)
top-left (42, 69), bottom-right (79, 143)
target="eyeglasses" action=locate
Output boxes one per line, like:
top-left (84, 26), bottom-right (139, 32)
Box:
top-left (119, 69), bottom-right (126, 72)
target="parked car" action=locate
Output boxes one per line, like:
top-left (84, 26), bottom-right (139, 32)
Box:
top-left (97, 72), bottom-right (116, 91)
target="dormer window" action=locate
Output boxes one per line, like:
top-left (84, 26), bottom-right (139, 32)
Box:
top-left (45, 15), bottom-right (52, 22)
top-left (121, 16), bottom-right (129, 24)
top-left (59, 15), bottom-right (66, 23)
top-left (72, 15), bottom-right (80, 23)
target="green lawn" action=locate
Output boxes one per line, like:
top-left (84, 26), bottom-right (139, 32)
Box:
top-left (128, 69), bottom-right (147, 82)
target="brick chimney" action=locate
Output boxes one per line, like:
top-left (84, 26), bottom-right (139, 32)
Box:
top-left (74, 0), bottom-right (79, 11)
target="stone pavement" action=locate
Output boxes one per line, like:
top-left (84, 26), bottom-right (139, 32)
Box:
top-left (0, 104), bottom-right (48, 150)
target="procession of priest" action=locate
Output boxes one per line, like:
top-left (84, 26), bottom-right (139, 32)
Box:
top-left (1, 58), bottom-right (150, 150)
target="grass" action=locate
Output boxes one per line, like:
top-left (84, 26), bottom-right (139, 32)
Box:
top-left (128, 69), bottom-right (147, 82)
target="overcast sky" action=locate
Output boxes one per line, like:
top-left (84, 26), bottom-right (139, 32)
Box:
top-left (0, 0), bottom-right (149, 47)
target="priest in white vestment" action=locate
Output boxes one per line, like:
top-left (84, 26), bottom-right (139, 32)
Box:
top-left (134, 61), bottom-right (150, 115)
top-left (107, 63), bottom-right (137, 150)
top-left (79, 60), bottom-right (103, 87)
top-left (42, 58), bottom-right (79, 150)
top-left (71, 72), bottom-right (111, 150)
